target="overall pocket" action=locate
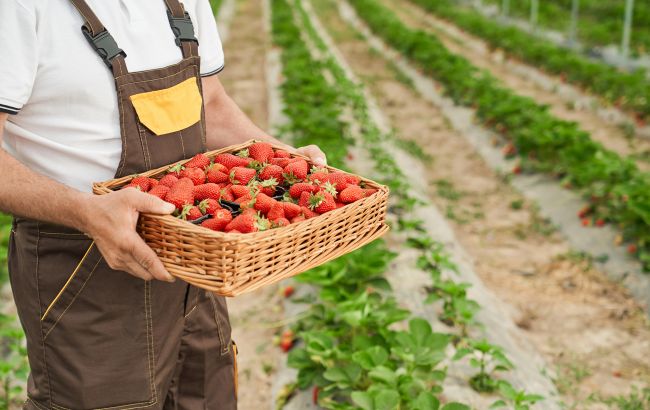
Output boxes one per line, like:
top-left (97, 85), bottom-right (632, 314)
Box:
top-left (37, 230), bottom-right (155, 409)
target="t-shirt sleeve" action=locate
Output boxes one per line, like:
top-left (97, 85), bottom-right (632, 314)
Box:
top-left (191, 0), bottom-right (225, 76)
top-left (0, 0), bottom-right (38, 114)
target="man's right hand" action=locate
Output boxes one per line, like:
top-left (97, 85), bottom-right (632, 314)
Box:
top-left (82, 188), bottom-right (176, 282)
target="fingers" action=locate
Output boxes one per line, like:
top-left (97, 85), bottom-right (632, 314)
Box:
top-left (297, 145), bottom-right (327, 166)
top-left (129, 235), bottom-right (175, 282)
top-left (126, 189), bottom-right (176, 214)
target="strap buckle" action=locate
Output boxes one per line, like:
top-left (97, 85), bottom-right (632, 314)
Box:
top-left (167, 10), bottom-right (198, 47)
top-left (82, 26), bottom-right (127, 69)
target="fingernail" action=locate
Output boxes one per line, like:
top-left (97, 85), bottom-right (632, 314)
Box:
top-left (315, 158), bottom-right (326, 166)
top-left (163, 202), bottom-right (176, 213)
top-left (168, 276), bottom-right (176, 283)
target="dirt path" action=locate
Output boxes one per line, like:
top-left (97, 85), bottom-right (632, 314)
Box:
top-left (218, 0), bottom-right (281, 407)
top-left (314, 0), bottom-right (650, 406)
top-left (382, 0), bottom-right (650, 172)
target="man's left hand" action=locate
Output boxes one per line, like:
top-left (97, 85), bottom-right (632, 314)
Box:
top-left (295, 144), bottom-right (327, 167)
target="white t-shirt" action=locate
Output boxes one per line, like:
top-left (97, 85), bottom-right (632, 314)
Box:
top-left (0, 0), bottom-right (224, 192)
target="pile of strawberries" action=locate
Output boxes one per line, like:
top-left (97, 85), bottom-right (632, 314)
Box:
top-left (121, 142), bottom-right (377, 234)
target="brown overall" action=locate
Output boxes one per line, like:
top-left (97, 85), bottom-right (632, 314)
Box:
top-left (8, 1), bottom-right (236, 408)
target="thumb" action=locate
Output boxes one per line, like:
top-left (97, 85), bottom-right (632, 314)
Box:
top-left (131, 191), bottom-right (176, 214)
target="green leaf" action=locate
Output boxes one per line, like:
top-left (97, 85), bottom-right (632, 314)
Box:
top-left (352, 346), bottom-right (389, 370)
top-left (375, 389), bottom-right (401, 410)
top-left (441, 403), bottom-right (471, 410)
top-left (412, 392), bottom-right (440, 410)
top-left (351, 391), bottom-right (374, 410)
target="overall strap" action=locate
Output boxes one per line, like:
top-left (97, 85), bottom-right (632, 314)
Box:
top-left (164, 0), bottom-right (200, 59)
top-left (69, 0), bottom-right (128, 76)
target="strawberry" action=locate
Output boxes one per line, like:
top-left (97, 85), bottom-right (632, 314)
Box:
top-left (231, 184), bottom-right (252, 198)
top-left (148, 184), bottom-right (170, 200)
top-left (220, 186), bottom-right (234, 202)
top-left (198, 198), bottom-right (222, 215)
top-left (364, 188), bottom-right (378, 197)
top-left (299, 191), bottom-right (311, 208)
top-left (260, 164), bottom-right (285, 184)
top-left (130, 176), bottom-right (152, 191)
top-left (270, 157), bottom-right (291, 168)
top-left (148, 178), bottom-right (159, 188)
top-left (291, 215), bottom-right (306, 224)
top-left (339, 186), bottom-right (365, 203)
top-left (180, 167), bottom-right (206, 185)
top-left (159, 174), bottom-right (179, 188)
top-left (248, 142), bottom-right (274, 163)
top-left (184, 153), bottom-right (211, 170)
top-left (283, 159), bottom-right (309, 182)
top-left (627, 244), bottom-right (638, 254)
top-left (326, 173), bottom-right (348, 192)
top-left (272, 217), bottom-right (290, 227)
top-left (230, 167), bottom-right (257, 185)
top-left (201, 209), bottom-right (233, 232)
top-left (253, 193), bottom-right (277, 215)
top-left (289, 182), bottom-right (318, 199)
top-left (215, 153), bottom-right (250, 170)
top-left (283, 202), bottom-right (302, 219)
top-left (336, 202), bottom-right (346, 209)
top-left (180, 205), bottom-right (203, 221)
top-left (193, 183), bottom-right (223, 201)
top-left (206, 167), bottom-right (229, 184)
top-left (274, 150), bottom-right (291, 158)
top-left (312, 387), bottom-right (319, 405)
top-left (582, 218), bottom-right (591, 227)
top-left (309, 172), bottom-right (329, 184)
top-left (309, 192), bottom-right (336, 214)
top-left (167, 163), bottom-right (184, 178)
top-left (268, 201), bottom-right (285, 220)
top-left (252, 178), bottom-right (279, 196)
top-left (595, 218), bottom-right (606, 227)
top-left (225, 213), bottom-right (257, 233)
top-left (301, 206), bottom-right (318, 219)
top-left (283, 286), bottom-right (295, 298)
top-left (236, 194), bottom-right (255, 208)
top-left (343, 174), bottom-right (360, 186)
top-left (280, 338), bottom-right (293, 353)
top-left (166, 178), bottom-right (194, 209)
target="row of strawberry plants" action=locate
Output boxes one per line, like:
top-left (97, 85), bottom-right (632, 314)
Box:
top-left (276, 0), bottom-right (544, 408)
top-left (481, 0), bottom-right (650, 55)
top-left (406, 0), bottom-right (650, 121)
top-left (350, 0), bottom-right (650, 271)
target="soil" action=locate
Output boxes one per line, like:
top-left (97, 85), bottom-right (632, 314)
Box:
top-left (312, 0), bottom-right (650, 407)
top-left (218, 0), bottom-right (282, 407)
top-left (382, 0), bottom-right (650, 172)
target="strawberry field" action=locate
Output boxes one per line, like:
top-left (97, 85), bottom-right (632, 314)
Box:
top-left (2, 0), bottom-right (650, 408)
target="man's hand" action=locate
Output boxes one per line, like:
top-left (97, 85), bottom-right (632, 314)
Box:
top-left (295, 145), bottom-right (327, 167)
top-left (82, 188), bottom-right (176, 282)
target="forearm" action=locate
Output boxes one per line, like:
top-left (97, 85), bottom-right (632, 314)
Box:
top-left (0, 149), bottom-right (92, 231)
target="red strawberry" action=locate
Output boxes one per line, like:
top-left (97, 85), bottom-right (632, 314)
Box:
top-left (309, 192), bottom-right (336, 214)
top-left (272, 217), bottom-right (290, 227)
top-left (326, 173), bottom-right (349, 192)
top-left (299, 191), bottom-right (311, 208)
top-left (236, 194), bottom-right (255, 208)
top-left (167, 163), bottom-right (184, 178)
top-left (291, 215), bottom-right (306, 224)
top-left (184, 153), bottom-right (211, 170)
top-left (627, 244), bottom-right (638, 254)
top-left (260, 164), bottom-right (285, 184)
top-left (130, 176), bottom-right (152, 191)
top-left (254, 193), bottom-right (277, 214)
top-left (280, 338), bottom-right (293, 353)
top-left (180, 205), bottom-right (203, 221)
top-left (274, 150), bottom-right (291, 158)
top-left (206, 167), bottom-right (229, 184)
top-left (283, 159), bottom-right (309, 182)
top-left (336, 202), bottom-right (346, 209)
top-left (301, 206), bottom-right (318, 219)
top-left (180, 167), bottom-right (206, 185)
top-left (148, 178), bottom-right (159, 188)
top-left (289, 182), bottom-right (318, 199)
top-left (201, 209), bottom-right (233, 232)
top-left (312, 387), bottom-right (319, 405)
top-left (283, 202), bottom-right (302, 219)
top-left (343, 174), bottom-right (361, 185)
top-left (193, 183), bottom-right (223, 201)
top-left (215, 153), bottom-right (250, 170)
top-left (339, 186), bottom-right (365, 203)
top-left (268, 201), bottom-right (285, 220)
top-left (582, 218), bottom-right (591, 227)
top-left (220, 186), bottom-right (234, 202)
top-left (225, 213), bottom-right (257, 233)
top-left (270, 157), bottom-right (291, 168)
top-left (148, 184), bottom-right (170, 200)
top-left (253, 177), bottom-right (279, 196)
top-left (248, 142), bottom-right (274, 163)
top-left (231, 184), bottom-right (251, 198)
top-left (309, 171), bottom-right (329, 184)
top-left (159, 174), bottom-right (179, 188)
top-left (364, 188), bottom-right (378, 197)
top-left (166, 178), bottom-right (194, 209)
top-left (595, 218), bottom-right (606, 227)
top-left (230, 167), bottom-right (257, 185)
top-left (198, 198), bottom-right (222, 215)
top-left (283, 286), bottom-right (295, 298)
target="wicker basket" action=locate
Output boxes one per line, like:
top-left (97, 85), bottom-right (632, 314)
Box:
top-left (93, 140), bottom-right (389, 296)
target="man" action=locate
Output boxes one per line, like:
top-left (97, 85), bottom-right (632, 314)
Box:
top-left (0, 0), bottom-right (325, 408)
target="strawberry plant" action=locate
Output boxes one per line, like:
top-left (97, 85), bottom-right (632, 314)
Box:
top-left (453, 339), bottom-right (515, 393)
top-left (0, 313), bottom-right (29, 408)
top-left (490, 381), bottom-right (546, 410)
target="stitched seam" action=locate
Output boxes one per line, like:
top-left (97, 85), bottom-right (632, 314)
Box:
top-left (42, 257), bottom-right (102, 341)
top-left (114, 56), bottom-right (200, 81)
top-left (117, 85), bottom-right (128, 177)
top-left (179, 128), bottom-right (186, 159)
top-left (35, 222), bottom-right (54, 407)
top-left (208, 293), bottom-right (228, 355)
top-left (116, 66), bottom-right (196, 87)
top-left (41, 242), bottom-right (95, 321)
top-left (38, 232), bottom-right (88, 237)
top-left (72, 4), bottom-right (102, 35)
top-left (183, 290), bottom-right (200, 318)
top-left (26, 398), bottom-right (49, 410)
top-left (136, 123), bottom-right (151, 170)
top-left (145, 281), bottom-right (157, 406)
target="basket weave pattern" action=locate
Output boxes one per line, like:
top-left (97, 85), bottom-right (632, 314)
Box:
top-left (93, 141), bottom-right (390, 296)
